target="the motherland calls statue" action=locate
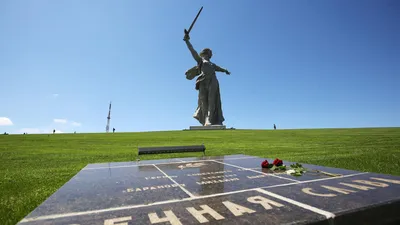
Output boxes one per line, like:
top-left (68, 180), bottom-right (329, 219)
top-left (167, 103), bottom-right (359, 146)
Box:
top-left (184, 33), bottom-right (230, 126)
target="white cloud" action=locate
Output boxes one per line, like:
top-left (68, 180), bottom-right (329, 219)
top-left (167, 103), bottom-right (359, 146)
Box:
top-left (53, 119), bottom-right (67, 124)
top-left (71, 121), bottom-right (81, 127)
top-left (19, 128), bottom-right (43, 134)
top-left (18, 128), bottom-right (63, 134)
top-left (0, 117), bottom-right (13, 126)
top-left (14, 117), bottom-right (79, 134)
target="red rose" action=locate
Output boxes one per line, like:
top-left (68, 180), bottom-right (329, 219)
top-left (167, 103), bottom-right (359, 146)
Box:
top-left (261, 160), bottom-right (269, 168)
top-left (273, 158), bottom-right (283, 166)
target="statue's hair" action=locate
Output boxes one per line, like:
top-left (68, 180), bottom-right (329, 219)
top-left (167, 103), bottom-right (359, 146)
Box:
top-left (200, 48), bottom-right (212, 58)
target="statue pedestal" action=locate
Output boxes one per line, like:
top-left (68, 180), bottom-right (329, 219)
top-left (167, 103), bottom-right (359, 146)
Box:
top-left (188, 125), bottom-right (226, 130)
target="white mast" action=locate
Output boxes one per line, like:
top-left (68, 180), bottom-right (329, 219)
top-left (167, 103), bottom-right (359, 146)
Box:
top-left (106, 101), bottom-right (112, 133)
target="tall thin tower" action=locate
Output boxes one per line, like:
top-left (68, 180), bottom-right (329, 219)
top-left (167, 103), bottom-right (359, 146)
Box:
top-left (106, 101), bottom-right (112, 133)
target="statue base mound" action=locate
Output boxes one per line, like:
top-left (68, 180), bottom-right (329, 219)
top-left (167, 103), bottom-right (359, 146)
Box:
top-left (189, 125), bottom-right (226, 130)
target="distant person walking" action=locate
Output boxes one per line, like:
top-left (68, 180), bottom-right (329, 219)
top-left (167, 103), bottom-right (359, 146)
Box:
top-left (274, 124), bottom-right (276, 130)
top-left (113, 128), bottom-right (115, 133)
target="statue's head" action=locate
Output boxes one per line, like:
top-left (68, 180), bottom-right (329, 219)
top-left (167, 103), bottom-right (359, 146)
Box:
top-left (200, 48), bottom-right (212, 59)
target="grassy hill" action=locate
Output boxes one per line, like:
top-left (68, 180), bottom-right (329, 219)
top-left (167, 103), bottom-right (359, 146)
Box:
top-left (1, 127), bottom-right (399, 224)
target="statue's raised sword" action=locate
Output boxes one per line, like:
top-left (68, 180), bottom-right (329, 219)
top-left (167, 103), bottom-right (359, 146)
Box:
top-left (184, 6), bottom-right (203, 35)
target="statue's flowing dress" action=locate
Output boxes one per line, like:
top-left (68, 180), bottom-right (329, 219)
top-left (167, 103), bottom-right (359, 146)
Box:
top-left (185, 41), bottom-right (227, 126)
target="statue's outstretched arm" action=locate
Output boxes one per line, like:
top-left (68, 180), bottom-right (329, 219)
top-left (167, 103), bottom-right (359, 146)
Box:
top-left (215, 64), bottom-right (230, 75)
top-left (184, 39), bottom-right (202, 64)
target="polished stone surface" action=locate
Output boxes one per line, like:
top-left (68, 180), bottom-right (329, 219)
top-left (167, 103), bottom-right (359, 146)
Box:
top-left (155, 160), bottom-right (292, 196)
top-left (24, 165), bottom-right (190, 217)
top-left (83, 157), bottom-right (183, 169)
top-left (177, 154), bottom-right (256, 162)
top-left (18, 154), bottom-right (400, 225)
top-left (219, 157), bottom-right (362, 181)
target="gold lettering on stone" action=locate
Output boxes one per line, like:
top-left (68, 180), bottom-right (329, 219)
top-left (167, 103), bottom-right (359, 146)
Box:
top-left (222, 201), bottom-right (256, 216)
top-left (321, 185), bottom-right (357, 194)
top-left (352, 180), bottom-right (389, 187)
top-left (202, 174), bottom-right (237, 180)
top-left (186, 205), bottom-right (225, 223)
top-left (148, 210), bottom-right (182, 225)
top-left (196, 178), bottom-right (240, 185)
top-left (247, 175), bottom-right (267, 179)
top-left (247, 196), bottom-right (284, 210)
top-left (145, 175), bottom-right (177, 180)
top-left (125, 184), bottom-right (186, 193)
top-left (371, 177), bottom-right (400, 184)
top-left (104, 216), bottom-right (132, 225)
top-left (187, 170), bottom-right (232, 177)
top-left (339, 182), bottom-right (376, 191)
top-left (302, 188), bottom-right (337, 197)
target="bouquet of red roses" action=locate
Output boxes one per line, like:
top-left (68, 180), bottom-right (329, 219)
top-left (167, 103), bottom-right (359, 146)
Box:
top-left (261, 158), bottom-right (285, 170)
top-left (261, 158), bottom-right (307, 176)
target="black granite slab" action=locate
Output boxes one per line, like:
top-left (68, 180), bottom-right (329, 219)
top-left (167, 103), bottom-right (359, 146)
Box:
top-left (263, 172), bottom-right (400, 225)
top-left (19, 190), bottom-right (330, 225)
top-left (17, 154), bottom-right (400, 225)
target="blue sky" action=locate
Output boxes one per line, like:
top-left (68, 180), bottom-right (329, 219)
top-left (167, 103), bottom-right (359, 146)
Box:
top-left (1, 0), bottom-right (399, 134)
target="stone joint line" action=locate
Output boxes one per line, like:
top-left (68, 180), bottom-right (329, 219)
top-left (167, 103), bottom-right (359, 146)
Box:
top-left (255, 188), bottom-right (336, 219)
top-left (153, 164), bottom-right (195, 198)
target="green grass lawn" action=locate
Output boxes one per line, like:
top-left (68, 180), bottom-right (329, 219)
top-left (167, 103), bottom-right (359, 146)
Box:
top-left (1, 127), bottom-right (399, 224)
